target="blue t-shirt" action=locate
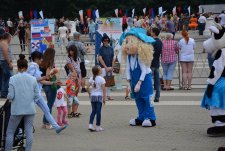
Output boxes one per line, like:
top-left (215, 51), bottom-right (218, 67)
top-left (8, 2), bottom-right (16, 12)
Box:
top-left (98, 45), bottom-right (114, 68)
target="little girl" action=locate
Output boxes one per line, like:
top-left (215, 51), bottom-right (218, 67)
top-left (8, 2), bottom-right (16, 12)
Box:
top-left (55, 86), bottom-right (68, 126)
top-left (66, 72), bottom-right (80, 118)
top-left (87, 66), bottom-right (106, 132)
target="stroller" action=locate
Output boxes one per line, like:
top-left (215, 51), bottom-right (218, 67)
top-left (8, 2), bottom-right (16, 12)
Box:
top-left (0, 100), bottom-right (26, 151)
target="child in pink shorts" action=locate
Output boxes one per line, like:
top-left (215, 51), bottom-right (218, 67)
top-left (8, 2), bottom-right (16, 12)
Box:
top-left (55, 87), bottom-right (68, 126)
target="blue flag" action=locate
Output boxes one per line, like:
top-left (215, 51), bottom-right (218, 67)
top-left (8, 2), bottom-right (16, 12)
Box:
top-left (33, 10), bottom-right (38, 19)
top-left (92, 10), bottom-right (96, 21)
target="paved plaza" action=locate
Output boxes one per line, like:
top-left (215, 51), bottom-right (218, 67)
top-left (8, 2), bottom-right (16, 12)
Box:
top-left (1, 89), bottom-right (224, 151)
top-left (1, 31), bottom-right (223, 151)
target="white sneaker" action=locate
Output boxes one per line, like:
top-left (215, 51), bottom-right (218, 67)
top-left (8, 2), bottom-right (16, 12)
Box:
top-left (88, 124), bottom-right (95, 132)
top-left (129, 118), bottom-right (136, 126)
top-left (96, 126), bottom-right (104, 132)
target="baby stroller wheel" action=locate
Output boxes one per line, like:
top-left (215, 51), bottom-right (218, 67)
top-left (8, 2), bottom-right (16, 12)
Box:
top-left (17, 147), bottom-right (25, 151)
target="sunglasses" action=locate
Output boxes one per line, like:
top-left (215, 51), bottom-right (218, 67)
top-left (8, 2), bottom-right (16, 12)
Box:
top-left (103, 39), bottom-right (109, 42)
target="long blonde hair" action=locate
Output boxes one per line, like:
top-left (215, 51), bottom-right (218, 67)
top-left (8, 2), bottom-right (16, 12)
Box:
top-left (122, 35), bottom-right (154, 66)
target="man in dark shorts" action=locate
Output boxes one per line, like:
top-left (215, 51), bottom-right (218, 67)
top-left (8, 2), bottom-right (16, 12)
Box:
top-left (67, 32), bottom-right (87, 93)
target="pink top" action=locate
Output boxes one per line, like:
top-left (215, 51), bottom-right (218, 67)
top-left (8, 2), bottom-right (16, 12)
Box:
top-left (161, 40), bottom-right (178, 63)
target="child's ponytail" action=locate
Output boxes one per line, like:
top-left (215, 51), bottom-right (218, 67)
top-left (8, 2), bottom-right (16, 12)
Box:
top-left (92, 65), bottom-right (100, 88)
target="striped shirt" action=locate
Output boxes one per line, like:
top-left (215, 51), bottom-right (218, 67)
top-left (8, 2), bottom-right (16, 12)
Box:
top-left (161, 40), bottom-right (178, 63)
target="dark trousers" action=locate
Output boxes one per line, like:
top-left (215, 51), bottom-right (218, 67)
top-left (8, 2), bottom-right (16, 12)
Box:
top-left (198, 23), bottom-right (206, 35)
top-left (0, 61), bottom-right (13, 97)
top-left (42, 85), bottom-right (57, 124)
top-left (19, 36), bottom-right (25, 52)
top-left (89, 102), bottom-right (102, 126)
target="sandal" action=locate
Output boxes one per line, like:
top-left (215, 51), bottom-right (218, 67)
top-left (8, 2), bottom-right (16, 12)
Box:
top-left (67, 113), bottom-right (73, 118)
top-left (125, 96), bottom-right (131, 100)
top-left (73, 112), bottom-right (81, 118)
top-left (107, 97), bottom-right (114, 101)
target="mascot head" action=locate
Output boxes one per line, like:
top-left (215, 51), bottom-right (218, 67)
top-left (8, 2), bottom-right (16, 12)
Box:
top-left (119, 28), bottom-right (155, 66)
top-left (203, 22), bottom-right (225, 54)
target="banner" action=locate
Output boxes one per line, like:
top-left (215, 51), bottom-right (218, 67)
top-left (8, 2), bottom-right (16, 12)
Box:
top-left (30, 19), bottom-right (55, 53)
top-left (95, 9), bottom-right (100, 18)
top-left (188, 6), bottom-right (191, 16)
top-left (158, 7), bottom-right (162, 15)
top-left (39, 10), bottom-right (44, 19)
top-left (173, 7), bottom-right (176, 15)
top-left (132, 9), bottom-right (135, 18)
top-left (29, 10), bottom-right (33, 19)
top-left (79, 10), bottom-right (84, 23)
top-left (143, 8), bottom-right (146, 15)
top-left (18, 11), bottom-right (23, 19)
top-left (115, 9), bottom-right (118, 17)
top-left (97, 18), bottom-right (122, 40)
top-left (87, 9), bottom-right (92, 18)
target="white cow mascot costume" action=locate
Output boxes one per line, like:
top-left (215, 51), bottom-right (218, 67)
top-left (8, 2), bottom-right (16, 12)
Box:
top-left (201, 22), bottom-right (225, 136)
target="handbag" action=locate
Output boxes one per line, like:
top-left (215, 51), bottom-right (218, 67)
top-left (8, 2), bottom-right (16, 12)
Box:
top-left (113, 56), bottom-right (120, 74)
top-left (104, 71), bottom-right (115, 87)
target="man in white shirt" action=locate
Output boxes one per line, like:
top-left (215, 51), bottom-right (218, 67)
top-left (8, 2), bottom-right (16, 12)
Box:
top-left (198, 14), bottom-right (207, 35)
top-left (58, 23), bottom-right (68, 52)
top-left (219, 11), bottom-right (225, 27)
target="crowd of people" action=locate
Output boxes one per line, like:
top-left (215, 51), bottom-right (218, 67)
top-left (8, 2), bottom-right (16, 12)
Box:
top-left (1, 10), bottom-right (225, 151)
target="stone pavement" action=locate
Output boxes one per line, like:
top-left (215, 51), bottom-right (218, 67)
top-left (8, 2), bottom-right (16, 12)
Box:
top-left (0, 89), bottom-right (224, 151)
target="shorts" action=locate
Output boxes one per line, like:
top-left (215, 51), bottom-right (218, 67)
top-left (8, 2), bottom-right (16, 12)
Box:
top-left (67, 95), bottom-right (80, 107)
top-left (80, 62), bottom-right (87, 78)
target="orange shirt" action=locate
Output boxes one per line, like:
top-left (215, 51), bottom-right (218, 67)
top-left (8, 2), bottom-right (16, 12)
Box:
top-left (66, 79), bottom-right (79, 96)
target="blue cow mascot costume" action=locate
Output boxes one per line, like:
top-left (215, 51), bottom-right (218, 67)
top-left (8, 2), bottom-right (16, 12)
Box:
top-left (201, 22), bottom-right (225, 138)
top-left (120, 28), bottom-right (157, 127)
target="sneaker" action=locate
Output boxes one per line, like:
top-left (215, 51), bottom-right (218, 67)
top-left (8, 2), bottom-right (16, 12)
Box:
top-left (96, 126), bottom-right (104, 132)
top-left (218, 147), bottom-right (225, 151)
top-left (56, 125), bottom-right (67, 134)
top-left (81, 88), bottom-right (87, 93)
top-left (154, 98), bottom-right (159, 102)
top-left (88, 124), bottom-right (96, 132)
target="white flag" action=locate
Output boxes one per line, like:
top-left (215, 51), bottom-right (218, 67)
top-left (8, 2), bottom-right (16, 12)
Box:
top-left (79, 10), bottom-right (83, 22)
top-left (172, 7), bottom-right (176, 15)
top-left (143, 8), bottom-right (146, 15)
top-left (188, 6), bottom-right (191, 16)
top-left (18, 11), bottom-right (23, 18)
top-left (158, 7), bottom-right (163, 15)
top-left (115, 9), bottom-right (118, 17)
top-left (132, 8), bottom-right (135, 18)
top-left (39, 10), bottom-right (44, 19)
top-left (95, 9), bottom-right (100, 19)
top-left (162, 10), bottom-right (167, 15)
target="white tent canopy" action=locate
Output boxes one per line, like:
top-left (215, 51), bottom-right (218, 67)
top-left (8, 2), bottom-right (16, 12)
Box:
top-left (199, 4), bottom-right (225, 14)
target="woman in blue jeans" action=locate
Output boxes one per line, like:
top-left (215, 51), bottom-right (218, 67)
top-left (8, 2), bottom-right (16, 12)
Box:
top-left (27, 51), bottom-right (67, 133)
top-left (161, 33), bottom-right (178, 90)
top-left (40, 48), bottom-right (60, 129)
